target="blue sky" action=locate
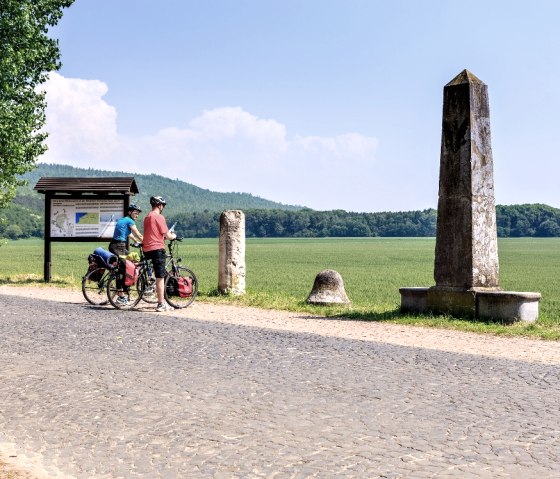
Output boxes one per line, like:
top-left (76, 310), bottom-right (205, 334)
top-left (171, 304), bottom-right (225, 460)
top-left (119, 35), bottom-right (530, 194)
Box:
top-left (43, 0), bottom-right (560, 212)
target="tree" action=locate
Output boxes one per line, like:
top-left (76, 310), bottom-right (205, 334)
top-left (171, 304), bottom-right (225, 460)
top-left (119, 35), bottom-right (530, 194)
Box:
top-left (0, 0), bottom-right (74, 208)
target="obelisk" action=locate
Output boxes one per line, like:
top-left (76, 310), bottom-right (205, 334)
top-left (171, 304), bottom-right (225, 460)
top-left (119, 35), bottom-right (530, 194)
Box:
top-left (433, 69), bottom-right (499, 290)
top-left (399, 70), bottom-right (540, 322)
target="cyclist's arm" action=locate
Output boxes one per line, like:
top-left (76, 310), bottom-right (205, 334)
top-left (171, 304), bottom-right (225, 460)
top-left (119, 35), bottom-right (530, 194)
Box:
top-left (164, 230), bottom-right (176, 241)
top-left (129, 224), bottom-right (143, 243)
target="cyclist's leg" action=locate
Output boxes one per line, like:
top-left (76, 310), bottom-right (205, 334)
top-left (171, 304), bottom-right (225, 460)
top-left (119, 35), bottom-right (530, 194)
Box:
top-left (145, 249), bottom-right (168, 309)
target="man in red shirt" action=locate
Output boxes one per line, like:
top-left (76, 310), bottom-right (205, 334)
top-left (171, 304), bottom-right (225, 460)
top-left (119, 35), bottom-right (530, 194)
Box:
top-left (143, 195), bottom-right (177, 311)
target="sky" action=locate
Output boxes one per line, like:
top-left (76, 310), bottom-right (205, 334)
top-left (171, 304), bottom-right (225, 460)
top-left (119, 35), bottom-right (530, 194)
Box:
top-left (42, 0), bottom-right (560, 212)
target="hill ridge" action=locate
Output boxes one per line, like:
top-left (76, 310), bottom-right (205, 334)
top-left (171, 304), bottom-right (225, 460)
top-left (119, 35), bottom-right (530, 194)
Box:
top-left (17, 163), bottom-right (303, 216)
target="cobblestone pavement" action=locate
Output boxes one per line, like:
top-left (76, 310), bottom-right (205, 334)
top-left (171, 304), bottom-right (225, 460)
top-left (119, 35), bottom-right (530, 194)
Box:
top-left (0, 292), bottom-right (559, 478)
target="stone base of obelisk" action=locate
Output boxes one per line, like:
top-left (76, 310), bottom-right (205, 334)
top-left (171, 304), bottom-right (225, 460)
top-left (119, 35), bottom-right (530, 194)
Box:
top-left (399, 286), bottom-right (540, 323)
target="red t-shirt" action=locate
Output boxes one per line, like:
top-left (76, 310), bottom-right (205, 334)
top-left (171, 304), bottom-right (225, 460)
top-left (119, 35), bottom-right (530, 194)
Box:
top-left (142, 211), bottom-right (169, 252)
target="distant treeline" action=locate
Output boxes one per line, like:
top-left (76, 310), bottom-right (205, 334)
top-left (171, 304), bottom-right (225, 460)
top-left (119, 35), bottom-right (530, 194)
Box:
top-left (169, 208), bottom-right (437, 238)
top-left (2, 203), bottom-right (560, 240)
top-left (169, 203), bottom-right (560, 239)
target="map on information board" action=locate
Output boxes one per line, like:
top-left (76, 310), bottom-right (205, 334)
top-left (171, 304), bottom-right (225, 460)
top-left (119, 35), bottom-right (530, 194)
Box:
top-left (50, 198), bottom-right (124, 238)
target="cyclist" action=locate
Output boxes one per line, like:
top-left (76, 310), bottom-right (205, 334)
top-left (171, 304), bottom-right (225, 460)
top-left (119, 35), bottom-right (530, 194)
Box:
top-left (143, 196), bottom-right (177, 312)
top-left (109, 204), bottom-right (144, 305)
top-left (109, 204), bottom-right (144, 257)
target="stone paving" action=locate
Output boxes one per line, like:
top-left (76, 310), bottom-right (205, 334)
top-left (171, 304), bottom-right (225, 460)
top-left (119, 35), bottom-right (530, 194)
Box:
top-left (0, 291), bottom-right (559, 478)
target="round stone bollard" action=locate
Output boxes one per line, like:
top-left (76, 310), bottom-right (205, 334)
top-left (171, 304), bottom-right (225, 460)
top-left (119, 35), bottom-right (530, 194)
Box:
top-left (306, 269), bottom-right (351, 306)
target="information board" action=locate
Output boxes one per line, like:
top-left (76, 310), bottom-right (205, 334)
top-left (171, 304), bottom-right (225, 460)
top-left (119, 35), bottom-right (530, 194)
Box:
top-left (50, 198), bottom-right (124, 238)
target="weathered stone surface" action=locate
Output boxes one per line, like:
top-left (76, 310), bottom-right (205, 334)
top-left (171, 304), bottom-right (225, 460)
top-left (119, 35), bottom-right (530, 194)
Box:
top-left (399, 70), bottom-right (540, 322)
top-left (307, 270), bottom-right (351, 305)
top-left (434, 69), bottom-right (499, 289)
top-left (428, 286), bottom-right (477, 318)
top-left (477, 290), bottom-right (541, 323)
top-left (218, 210), bottom-right (246, 295)
top-left (399, 287), bottom-right (429, 313)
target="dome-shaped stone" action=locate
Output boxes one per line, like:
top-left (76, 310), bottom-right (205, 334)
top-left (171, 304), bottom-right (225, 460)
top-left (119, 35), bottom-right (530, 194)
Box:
top-left (306, 269), bottom-right (351, 306)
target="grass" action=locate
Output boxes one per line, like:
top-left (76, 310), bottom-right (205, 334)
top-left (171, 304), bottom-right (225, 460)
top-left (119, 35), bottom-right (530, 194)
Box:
top-left (1, 237), bottom-right (559, 340)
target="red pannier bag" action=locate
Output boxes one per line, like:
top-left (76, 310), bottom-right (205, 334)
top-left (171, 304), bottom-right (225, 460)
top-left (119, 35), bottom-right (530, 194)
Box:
top-left (123, 260), bottom-right (139, 287)
top-left (177, 276), bottom-right (193, 297)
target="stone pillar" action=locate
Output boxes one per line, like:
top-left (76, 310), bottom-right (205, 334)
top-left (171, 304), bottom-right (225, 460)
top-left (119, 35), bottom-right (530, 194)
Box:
top-left (399, 70), bottom-right (540, 322)
top-left (218, 210), bottom-right (246, 295)
top-left (434, 70), bottom-right (499, 289)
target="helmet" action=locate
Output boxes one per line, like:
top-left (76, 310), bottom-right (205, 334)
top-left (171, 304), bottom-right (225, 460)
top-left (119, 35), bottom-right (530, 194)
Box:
top-left (150, 195), bottom-right (167, 207)
top-left (128, 204), bottom-right (142, 213)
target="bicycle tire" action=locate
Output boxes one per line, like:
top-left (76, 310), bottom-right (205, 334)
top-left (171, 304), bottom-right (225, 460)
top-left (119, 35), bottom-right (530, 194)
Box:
top-left (106, 273), bottom-right (142, 309)
top-left (82, 268), bottom-right (110, 306)
top-left (138, 269), bottom-right (158, 304)
top-left (164, 266), bottom-right (198, 309)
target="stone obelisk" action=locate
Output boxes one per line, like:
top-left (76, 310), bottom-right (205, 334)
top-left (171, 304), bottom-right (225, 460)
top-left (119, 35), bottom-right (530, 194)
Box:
top-left (399, 70), bottom-right (540, 322)
top-left (433, 70), bottom-right (499, 290)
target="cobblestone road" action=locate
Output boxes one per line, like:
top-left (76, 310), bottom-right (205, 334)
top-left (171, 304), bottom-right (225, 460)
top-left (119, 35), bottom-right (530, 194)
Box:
top-left (0, 293), bottom-right (559, 478)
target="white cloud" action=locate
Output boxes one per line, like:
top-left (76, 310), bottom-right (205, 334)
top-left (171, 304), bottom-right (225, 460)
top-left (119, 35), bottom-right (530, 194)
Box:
top-left (43, 74), bottom-right (380, 210)
top-left (42, 73), bottom-right (118, 164)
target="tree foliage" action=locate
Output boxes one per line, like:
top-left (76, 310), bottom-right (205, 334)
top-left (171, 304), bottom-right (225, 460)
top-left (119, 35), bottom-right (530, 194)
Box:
top-left (0, 0), bottom-right (74, 208)
top-left (4, 165), bottom-right (560, 240)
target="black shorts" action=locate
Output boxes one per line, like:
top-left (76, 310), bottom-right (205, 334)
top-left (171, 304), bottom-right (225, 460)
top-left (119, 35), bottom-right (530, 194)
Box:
top-left (144, 248), bottom-right (167, 278)
top-left (109, 240), bottom-right (128, 257)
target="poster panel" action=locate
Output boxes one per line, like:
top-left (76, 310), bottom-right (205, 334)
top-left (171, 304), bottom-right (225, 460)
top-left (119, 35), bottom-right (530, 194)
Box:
top-left (50, 198), bottom-right (124, 238)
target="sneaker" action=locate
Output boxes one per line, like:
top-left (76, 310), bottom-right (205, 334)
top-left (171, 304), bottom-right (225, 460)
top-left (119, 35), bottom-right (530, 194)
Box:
top-left (156, 303), bottom-right (174, 312)
top-left (115, 295), bottom-right (129, 306)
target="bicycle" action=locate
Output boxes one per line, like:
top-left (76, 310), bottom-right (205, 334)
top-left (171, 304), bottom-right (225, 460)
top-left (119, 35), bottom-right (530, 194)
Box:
top-left (162, 237), bottom-right (198, 309)
top-left (106, 243), bottom-right (157, 310)
top-left (134, 244), bottom-right (158, 304)
top-left (105, 237), bottom-right (198, 310)
top-left (82, 251), bottom-right (118, 306)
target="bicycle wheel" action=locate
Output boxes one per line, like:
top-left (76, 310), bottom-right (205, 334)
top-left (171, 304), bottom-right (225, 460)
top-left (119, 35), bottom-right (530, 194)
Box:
top-left (82, 268), bottom-right (110, 306)
top-left (107, 273), bottom-right (142, 309)
top-left (138, 269), bottom-right (158, 304)
top-left (164, 266), bottom-right (198, 309)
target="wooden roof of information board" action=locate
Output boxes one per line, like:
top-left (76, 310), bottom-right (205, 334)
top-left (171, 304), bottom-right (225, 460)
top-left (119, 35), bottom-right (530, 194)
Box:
top-left (34, 177), bottom-right (139, 195)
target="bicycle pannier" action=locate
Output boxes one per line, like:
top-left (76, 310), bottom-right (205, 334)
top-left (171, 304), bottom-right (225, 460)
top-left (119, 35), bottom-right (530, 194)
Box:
top-left (87, 254), bottom-right (105, 281)
top-left (177, 276), bottom-right (193, 297)
top-left (123, 260), bottom-right (139, 287)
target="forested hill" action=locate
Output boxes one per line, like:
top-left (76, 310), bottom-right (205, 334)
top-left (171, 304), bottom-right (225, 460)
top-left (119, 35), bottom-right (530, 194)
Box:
top-left (17, 163), bottom-right (302, 216)
top-left (1, 163), bottom-right (560, 239)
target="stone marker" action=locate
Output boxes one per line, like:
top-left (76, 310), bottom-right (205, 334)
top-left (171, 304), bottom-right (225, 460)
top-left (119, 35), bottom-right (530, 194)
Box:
top-left (218, 210), bottom-right (246, 295)
top-left (307, 270), bottom-right (351, 306)
top-left (399, 70), bottom-right (540, 323)
top-left (434, 69), bottom-right (499, 291)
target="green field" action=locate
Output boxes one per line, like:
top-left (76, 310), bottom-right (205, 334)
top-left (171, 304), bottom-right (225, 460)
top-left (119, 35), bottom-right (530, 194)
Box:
top-left (1, 237), bottom-right (559, 339)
